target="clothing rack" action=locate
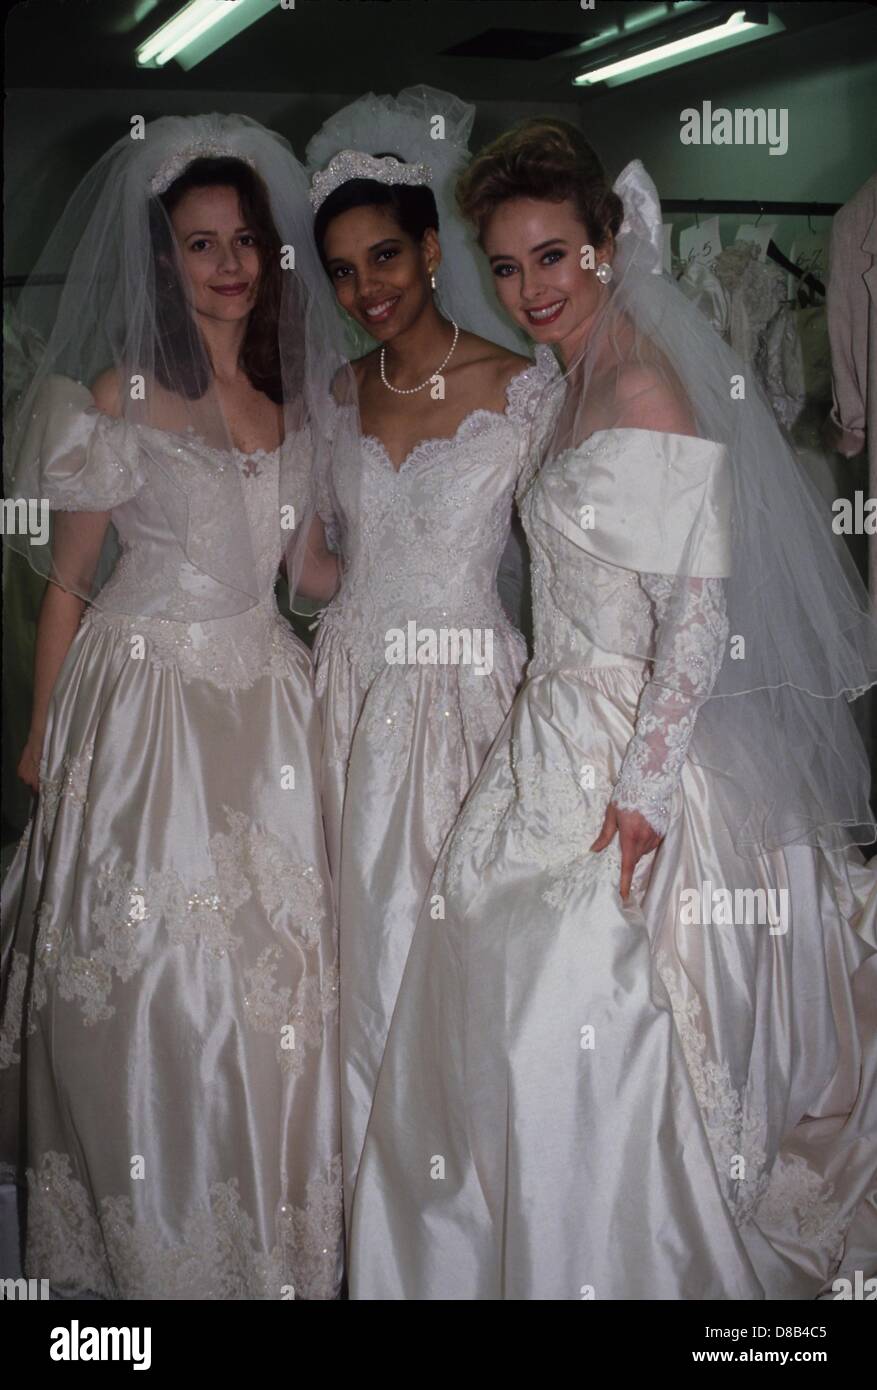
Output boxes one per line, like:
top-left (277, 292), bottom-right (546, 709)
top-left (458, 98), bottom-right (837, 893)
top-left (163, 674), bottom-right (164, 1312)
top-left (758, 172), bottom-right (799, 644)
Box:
top-left (662, 199), bottom-right (840, 216)
top-left (663, 198), bottom-right (836, 298)
top-left (4, 273), bottom-right (64, 288)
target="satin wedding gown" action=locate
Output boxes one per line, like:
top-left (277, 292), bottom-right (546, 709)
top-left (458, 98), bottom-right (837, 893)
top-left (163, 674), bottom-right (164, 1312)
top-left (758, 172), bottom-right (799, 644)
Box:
top-left (313, 345), bottom-right (559, 1222)
top-left (349, 425), bottom-right (877, 1300)
top-left (0, 379), bottom-right (344, 1300)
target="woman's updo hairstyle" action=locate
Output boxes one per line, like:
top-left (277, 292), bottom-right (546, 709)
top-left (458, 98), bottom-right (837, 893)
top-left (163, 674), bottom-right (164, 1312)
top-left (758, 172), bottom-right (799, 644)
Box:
top-left (313, 152), bottom-right (439, 268)
top-left (457, 118), bottom-right (623, 250)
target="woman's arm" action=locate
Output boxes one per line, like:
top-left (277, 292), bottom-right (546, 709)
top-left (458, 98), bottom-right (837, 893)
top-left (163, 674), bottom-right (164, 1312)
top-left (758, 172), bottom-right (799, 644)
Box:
top-left (17, 580), bottom-right (88, 793)
top-left (17, 365), bottom-right (122, 792)
top-left (18, 508), bottom-right (112, 791)
top-left (589, 367), bottom-right (718, 897)
top-left (294, 514), bottom-right (340, 602)
top-left (592, 574), bottom-right (729, 897)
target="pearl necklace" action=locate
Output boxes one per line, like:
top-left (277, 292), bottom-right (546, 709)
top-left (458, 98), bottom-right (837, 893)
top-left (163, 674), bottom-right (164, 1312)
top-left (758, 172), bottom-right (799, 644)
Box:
top-left (380, 320), bottom-right (459, 395)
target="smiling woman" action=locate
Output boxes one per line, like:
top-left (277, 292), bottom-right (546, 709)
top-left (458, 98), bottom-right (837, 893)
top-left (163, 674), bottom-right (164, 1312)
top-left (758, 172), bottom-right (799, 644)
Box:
top-left (0, 113), bottom-right (346, 1301)
top-left (348, 121), bottom-right (877, 1305)
top-left (301, 88), bottom-right (559, 1239)
top-left (151, 155), bottom-right (284, 418)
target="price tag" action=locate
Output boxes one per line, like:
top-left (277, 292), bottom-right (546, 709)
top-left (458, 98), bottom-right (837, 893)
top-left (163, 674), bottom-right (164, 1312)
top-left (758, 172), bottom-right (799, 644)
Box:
top-left (735, 222), bottom-right (777, 261)
top-left (679, 215), bottom-right (721, 269)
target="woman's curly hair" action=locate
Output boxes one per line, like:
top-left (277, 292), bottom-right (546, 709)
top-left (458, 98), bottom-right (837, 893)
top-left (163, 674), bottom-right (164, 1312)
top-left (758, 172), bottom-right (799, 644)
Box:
top-left (457, 118), bottom-right (623, 250)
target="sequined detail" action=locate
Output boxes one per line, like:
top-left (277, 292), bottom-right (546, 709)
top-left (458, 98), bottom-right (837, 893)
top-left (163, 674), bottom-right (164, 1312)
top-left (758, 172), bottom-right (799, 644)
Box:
top-left (25, 1150), bottom-right (343, 1300)
top-left (149, 139), bottom-right (257, 196)
top-left (78, 449), bottom-right (311, 691)
top-left (655, 951), bottom-right (846, 1261)
top-left (23, 809), bottom-right (332, 1028)
top-left (310, 149), bottom-right (431, 212)
top-left (443, 745), bottom-right (622, 908)
top-left (613, 574), bottom-right (729, 836)
top-left (314, 346), bottom-right (559, 686)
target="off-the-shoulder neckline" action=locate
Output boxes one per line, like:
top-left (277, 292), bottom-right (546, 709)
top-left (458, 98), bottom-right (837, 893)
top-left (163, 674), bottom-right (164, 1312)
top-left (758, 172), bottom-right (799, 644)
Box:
top-left (133, 418), bottom-right (281, 462)
top-left (563, 426), bottom-right (723, 450)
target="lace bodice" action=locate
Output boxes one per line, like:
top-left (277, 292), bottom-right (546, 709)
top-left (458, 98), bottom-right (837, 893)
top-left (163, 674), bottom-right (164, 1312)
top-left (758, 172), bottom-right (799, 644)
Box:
top-left (83, 443), bottom-right (310, 691)
top-left (314, 347), bottom-right (559, 682)
top-left (24, 380), bottom-right (314, 690)
top-left (520, 428), bottom-right (732, 835)
top-left (100, 436), bottom-right (289, 614)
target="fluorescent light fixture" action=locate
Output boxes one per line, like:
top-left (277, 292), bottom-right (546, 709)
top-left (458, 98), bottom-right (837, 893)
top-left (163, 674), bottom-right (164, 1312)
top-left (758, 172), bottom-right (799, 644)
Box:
top-left (574, 9), bottom-right (780, 87)
top-left (567, 1), bottom-right (705, 56)
top-left (137, 0), bottom-right (274, 70)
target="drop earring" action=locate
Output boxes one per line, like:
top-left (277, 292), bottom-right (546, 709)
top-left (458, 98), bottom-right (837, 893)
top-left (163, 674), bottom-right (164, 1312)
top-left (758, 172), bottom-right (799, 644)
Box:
top-left (428, 266), bottom-right (437, 290)
top-left (595, 262), bottom-right (614, 285)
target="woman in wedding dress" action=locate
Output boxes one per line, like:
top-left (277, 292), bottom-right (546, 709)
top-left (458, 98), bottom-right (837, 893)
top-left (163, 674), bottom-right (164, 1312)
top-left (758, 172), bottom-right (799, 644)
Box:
top-left (0, 115), bottom-right (345, 1299)
top-left (303, 89), bottom-right (558, 1226)
top-left (348, 121), bottom-right (877, 1300)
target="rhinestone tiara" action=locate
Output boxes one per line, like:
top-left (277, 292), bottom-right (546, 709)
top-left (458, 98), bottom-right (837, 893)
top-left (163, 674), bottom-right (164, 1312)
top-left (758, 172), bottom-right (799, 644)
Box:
top-left (149, 141), bottom-right (257, 196)
top-left (309, 150), bottom-right (432, 213)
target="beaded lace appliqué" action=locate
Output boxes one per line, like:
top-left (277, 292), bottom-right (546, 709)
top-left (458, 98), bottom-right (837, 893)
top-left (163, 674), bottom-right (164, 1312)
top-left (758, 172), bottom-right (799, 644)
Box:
top-left (656, 950), bottom-right (847, 1261)
top-left (442, 740), bottom-right (622, 909)
top-left (15, 807), bottom-right (332, 1032)
top-left (613, 574), bottom-right (729, 835)
top-left (25, 1150), bottom-right (344, 1300)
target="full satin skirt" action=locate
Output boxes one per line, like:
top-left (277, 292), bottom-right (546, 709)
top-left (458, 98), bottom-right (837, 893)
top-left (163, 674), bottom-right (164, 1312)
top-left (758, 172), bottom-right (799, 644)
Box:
top-left (314, 623), bottom-right (526, 1227)
top-left (0, 613), bottom-right (343, 1299)
top-left (349, 664), bottom-right (877, 1299)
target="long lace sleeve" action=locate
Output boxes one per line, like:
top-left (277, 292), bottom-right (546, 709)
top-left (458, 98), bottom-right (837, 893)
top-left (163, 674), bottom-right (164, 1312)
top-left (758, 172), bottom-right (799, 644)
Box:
top-left (613, 572), bottom-right (729, 835)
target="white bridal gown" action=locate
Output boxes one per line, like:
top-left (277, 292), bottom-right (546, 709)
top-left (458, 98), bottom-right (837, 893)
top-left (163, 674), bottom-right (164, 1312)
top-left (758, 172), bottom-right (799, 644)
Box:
top-left (313, 346), bottom-right (559, 1223)
top-left (349, 426), bottom-right (877, 1300)
top-left (0, 378), bottom-right (344, 1300)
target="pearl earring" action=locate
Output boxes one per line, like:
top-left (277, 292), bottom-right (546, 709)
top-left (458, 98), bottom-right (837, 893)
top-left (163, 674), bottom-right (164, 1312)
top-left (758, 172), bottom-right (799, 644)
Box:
top-left (595, 262), bottom-right (614, 285)
top-left (429, 269), bottom-right (437, 290)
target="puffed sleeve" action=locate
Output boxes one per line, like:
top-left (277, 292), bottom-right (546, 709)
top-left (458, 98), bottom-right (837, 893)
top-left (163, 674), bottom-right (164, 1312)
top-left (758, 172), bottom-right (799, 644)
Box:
top-left (12, 374), bottom-right (145, 512)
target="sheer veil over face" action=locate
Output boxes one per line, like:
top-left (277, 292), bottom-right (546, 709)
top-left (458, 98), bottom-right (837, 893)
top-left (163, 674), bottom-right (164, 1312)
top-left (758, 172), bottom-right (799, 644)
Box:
top-left (4, 113), bottom-right (345, 618)
top-left (497, 161), bottom-right (876, 853)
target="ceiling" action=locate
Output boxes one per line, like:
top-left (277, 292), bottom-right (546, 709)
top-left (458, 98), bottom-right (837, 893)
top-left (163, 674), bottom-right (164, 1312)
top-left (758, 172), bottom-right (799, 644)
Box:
top-left (6, 0), bottom-right (875, 100)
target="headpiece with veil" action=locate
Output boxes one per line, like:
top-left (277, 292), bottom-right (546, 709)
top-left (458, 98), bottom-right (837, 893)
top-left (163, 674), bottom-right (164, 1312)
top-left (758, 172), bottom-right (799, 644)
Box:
top-left (305, 85), bottom-right (529, 359)
top-left (304, 86), bottom-right (535, 620)
top-left (3, 113), bottom-right (344, 618)
top-left (530, 159), bottom-right (876, 854)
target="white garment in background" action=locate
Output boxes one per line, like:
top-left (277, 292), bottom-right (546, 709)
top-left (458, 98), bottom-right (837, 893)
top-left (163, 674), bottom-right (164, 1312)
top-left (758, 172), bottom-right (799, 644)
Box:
top-left (827, 172), bottom-right (877, 600)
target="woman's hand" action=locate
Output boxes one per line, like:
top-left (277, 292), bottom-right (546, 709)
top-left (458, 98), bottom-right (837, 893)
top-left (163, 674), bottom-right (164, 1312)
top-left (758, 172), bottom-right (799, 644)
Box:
top-left (590, 802), bottom-right (663, 900)
top-left (17, 732), bottom-right (44, 795)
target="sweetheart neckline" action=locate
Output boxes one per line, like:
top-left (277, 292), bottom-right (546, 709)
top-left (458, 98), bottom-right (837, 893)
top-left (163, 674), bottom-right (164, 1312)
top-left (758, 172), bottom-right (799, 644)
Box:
top-left (350, 347), bottom-right (555, 474)
top-left (134, 419), bottom-right (281, 462)
top-left (361, 405), bottom-right (517, 475)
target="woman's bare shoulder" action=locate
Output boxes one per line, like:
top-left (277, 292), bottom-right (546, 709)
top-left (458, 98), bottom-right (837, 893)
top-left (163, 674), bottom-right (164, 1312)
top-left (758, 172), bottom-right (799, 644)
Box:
top-left (615, 361), bottom-right (697, 435)
top-left (459, 330), bottom-right (528, 367)
top-left (455, 331), bottom-right (530, 389)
